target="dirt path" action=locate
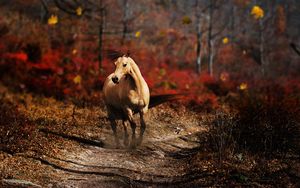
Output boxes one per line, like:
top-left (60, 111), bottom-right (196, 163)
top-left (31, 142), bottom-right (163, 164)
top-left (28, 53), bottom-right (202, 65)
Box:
top-left (0, 89), bottom-right (215, 187)
top-left (2, 86), bottom-right (300, 187)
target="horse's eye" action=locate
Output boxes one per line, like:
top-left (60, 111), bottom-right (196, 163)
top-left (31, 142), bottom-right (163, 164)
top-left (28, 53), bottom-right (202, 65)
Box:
top-left (123, 64), bottom-right (127, 67)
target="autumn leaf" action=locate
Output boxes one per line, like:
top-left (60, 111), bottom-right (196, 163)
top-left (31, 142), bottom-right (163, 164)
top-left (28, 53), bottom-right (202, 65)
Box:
top-left (159, 30), bottom-right (166, 37)
top-left (48, 15), bottom-right (58, 25)
top-left (239, 83), bottom-right (248, 90)
top-left (222, 37), bottom-right (229, 44)
top-left (76, 7), bottom-right (83, 16)
top-left (251, 5), bottom-right (264, 19)
top-left (182, 16), bottom-right (192, 25)
top-left (220, 72), bottom-right (229, 82)
top-left (72, 49), bottom-right (77, 55)
top-left (159, 68), bottom-right (166, 76)
top-left (73, 75), bottom-right (82, 84)
top-left (135, 31), bottom-right (141, 38)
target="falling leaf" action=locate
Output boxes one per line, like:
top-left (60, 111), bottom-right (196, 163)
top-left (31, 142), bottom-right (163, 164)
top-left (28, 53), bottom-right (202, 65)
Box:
top-left (135, 31), bottom-right (141, 38)
top-left (159, 30), bottom-right (166, 37)
top-left (72, 49), bottom-right (77, 55)
top-left (76, 7), bottom-right (83, 16)
top-left (159, 68), bottom-right (166, 76)
top-left (182, 16), bottom-right (192, 25)
top-left (222, 37), bottom-right (229, 44)
top-left (239, 83), bottom-right (248, 90)
top-left (73, 75), bottom-right (81, 84)
top-left (251, 5), bottom-right (264, 19)
top-left (220, 72), bottom-right (229, 81)
top-left (48, 15), bottom-right (58, 25)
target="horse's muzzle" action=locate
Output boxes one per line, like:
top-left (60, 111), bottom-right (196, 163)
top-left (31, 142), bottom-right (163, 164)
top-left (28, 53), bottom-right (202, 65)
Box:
top-left (112, 76), bottom-right (119, 84)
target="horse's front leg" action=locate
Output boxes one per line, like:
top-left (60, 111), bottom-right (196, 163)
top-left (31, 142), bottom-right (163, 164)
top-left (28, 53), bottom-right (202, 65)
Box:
top-left (126, 108), bottom-right (137, 148)
top-left (109, 118), bottom-right (120, 148)
top-left (137, 112), bottom-right (146, 145)
top-left (122, 120), bottom-right (129, 146)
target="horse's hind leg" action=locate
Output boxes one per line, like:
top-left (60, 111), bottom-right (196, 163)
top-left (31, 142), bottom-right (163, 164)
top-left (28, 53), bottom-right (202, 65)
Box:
top-left (109, 118), bottom-right (120, 148)
top-left (122, 120), bottom-right (129, 146)
top-left (137, 112), bottom-right (146, 145)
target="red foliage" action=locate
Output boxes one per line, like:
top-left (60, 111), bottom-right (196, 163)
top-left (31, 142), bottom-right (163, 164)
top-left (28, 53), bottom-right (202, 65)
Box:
top-left (199, 73), bottom-right (216, 84)
top-left (0, 34), bottom-right (299, 111)
top-left (3, 52), bottom-right (28, 62)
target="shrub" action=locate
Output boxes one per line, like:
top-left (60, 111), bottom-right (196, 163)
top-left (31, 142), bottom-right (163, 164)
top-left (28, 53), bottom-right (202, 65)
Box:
top-left (209, 111), bottom-right (236, 162)
top-left (0, 96), bottom-right (35, 154)
top-left (209, 83), bottom-right (300, 159)
top-left (232, 84), bottom-right (300, 156)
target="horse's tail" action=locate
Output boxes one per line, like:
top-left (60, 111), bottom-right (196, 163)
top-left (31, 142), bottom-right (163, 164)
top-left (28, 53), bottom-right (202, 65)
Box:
top-left (148, 94), bottom-right (183, 109)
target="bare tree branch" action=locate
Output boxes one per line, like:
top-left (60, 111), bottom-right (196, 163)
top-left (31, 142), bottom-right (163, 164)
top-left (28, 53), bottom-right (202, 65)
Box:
top-left (39, 0), bottom-right (49, 15)
top-left (211, 16), bottom-right (230, 39)
top-left (290, 43), bottom-right (300, 56)
top-left (53, 0), bottom-right (78, 15)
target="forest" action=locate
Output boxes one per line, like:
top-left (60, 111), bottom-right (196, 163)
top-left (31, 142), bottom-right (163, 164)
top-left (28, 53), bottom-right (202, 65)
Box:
top-left (0, 0), bottom-right (300, 187)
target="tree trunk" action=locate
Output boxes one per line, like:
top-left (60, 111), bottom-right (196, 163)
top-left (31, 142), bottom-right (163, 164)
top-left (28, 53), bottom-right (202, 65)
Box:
top-left (230, 3), bottom-right (236, 40)
top-left (121, 0), bottom-right (129, 45)
top-left (39, 0), bottom-right (48, 23)
top-left (207, 0), bottom-right (213, 76)
top-left (195, 0), bottom-right (202, 74)
top-left (209, 40), bottom-right (214, 76)
top-left (259, 18), bottom-right (265, 75)
top-left (98, 0), bottom-right (104, 72)
top-left (196, 30), bottom-right (202, 74)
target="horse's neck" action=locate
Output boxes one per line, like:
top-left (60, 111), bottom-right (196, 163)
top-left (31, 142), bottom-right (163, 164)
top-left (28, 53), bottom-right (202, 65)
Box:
top-left (130, 62), bottom-right (146, 95)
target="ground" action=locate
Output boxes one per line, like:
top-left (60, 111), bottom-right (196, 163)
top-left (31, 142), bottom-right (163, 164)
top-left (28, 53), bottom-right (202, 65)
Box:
top-left (0, 83), bottom-right (299, 187)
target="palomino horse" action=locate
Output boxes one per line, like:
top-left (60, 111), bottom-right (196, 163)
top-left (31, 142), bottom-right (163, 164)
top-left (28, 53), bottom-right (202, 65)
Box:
top-left (103, 56), bottom-right (150, 148)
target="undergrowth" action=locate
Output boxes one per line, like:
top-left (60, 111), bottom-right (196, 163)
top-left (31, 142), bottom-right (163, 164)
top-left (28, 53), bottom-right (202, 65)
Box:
top-left (209, 83), bottom-right (300, 160)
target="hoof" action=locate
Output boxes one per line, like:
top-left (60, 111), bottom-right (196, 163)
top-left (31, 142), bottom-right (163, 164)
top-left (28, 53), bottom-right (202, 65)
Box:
top-left (129, 144), bottom-right (136, 149)
top-left (114, 141), bottom-right (120, 149)
top-left (137, 136), bottom-right (143, 146)
top-left (123, 139), bottom-right (129, 147)
top-left (129, 141), bottom-right (136, 149)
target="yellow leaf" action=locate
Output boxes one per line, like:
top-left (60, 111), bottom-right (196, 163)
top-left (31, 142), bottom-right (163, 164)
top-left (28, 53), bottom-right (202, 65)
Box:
top-left (73, 75), bottom-right (81, 84)
top-left (76, 7), bottom-right (83, 16)
top-left (135, 31), bottom-right (141, 38)
top-left (220, 72), bottom-right (229, 81)
top-left (251, 5), bottom-right (264, 19)
top-left (239, 83), bottom-right (248, 90)
top-left (72, 49), bottom-right (77, 55)
top-left (222, 37), bottom-right (229, 44)
top-left (159, 30), bottom-right (166, 37)
top-left (182, 16), bottom-right (192, 25)
top-left (159, 68), bottom-right (166, 76)
top-left (48, 15), bottom-right (58, 25)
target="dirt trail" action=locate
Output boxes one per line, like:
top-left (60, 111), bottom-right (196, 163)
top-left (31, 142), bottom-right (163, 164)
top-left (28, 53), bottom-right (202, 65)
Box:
top-left (0, 89), bottom-right (214, 187)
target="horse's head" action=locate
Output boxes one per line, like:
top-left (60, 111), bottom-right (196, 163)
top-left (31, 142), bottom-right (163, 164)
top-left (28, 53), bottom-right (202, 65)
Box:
top-left (112, 56), bottom-right (134, 84)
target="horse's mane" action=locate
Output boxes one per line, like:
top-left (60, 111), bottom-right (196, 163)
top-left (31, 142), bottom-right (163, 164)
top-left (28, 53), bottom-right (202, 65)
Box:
top-left (128, 57), bottom-right (142, 77)
top-left (104, 49), bottom-right (131, 61)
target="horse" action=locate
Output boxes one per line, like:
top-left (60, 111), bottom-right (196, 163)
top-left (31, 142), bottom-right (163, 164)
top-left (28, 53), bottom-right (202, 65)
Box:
top-left (103, 56), bottom-right (150, 148)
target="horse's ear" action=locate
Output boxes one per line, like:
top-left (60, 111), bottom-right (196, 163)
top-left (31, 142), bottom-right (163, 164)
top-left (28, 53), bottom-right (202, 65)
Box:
top-left (114, 59), bottom-right (118, 65)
